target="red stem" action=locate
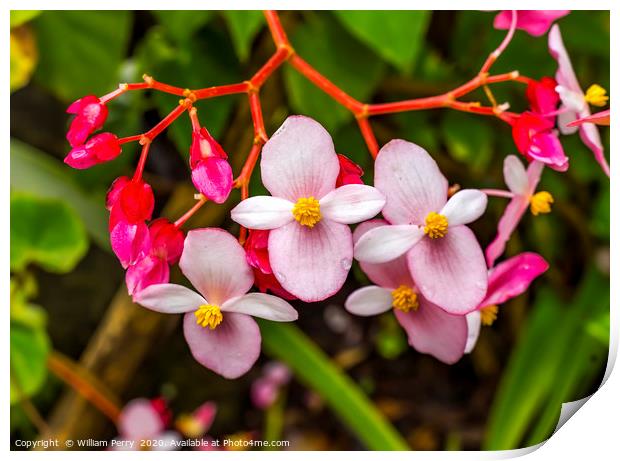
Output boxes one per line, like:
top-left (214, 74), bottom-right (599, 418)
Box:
top-left (357, 117), bottom-right (379, 158)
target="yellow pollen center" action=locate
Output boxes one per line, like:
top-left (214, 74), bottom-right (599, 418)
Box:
top-left (424, 212), bottom-right (448, 239)
top-left (480, 305), bottom-right (499, 326)
top-left (529, 191), bottom-right (554, 216)
top-left (584, 84), bottom-right (608, 107)
top-left (292, 196), bottom-right (321, 228)
top-left (195, 304), bottom-right (223, 330)
top-left (391, 285), bottom-right (419, 313)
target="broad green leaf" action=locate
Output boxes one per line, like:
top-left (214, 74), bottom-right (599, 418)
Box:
top-left (10, 10), bottom-right (41, 28)
top-left (222, 11), bottom-right (265, 62)
top-left (11, 194), bottom-right (88, 273)
top-left (10, 139), bottom-right (109, 249)
top-left (259, 321), bottom-right (409, 450)
top-left (33, 11), bottom-right (131, 101)
top-left (441, 111), bottom-right (494, 172)
top-left (152, 11), bottom-right (213, 43)
top-left (284, 14), bottom-right (385, 132)
top-left (333, 11), bottom-right (430, 73)
top-left (10, 320), bottom-right (50, 405)
top-left (10, 25), bottom-right (38, 92)
top-left (137, 27), bottom-right (241, 152)
top-left (484, 269), bottom-right (609, 449)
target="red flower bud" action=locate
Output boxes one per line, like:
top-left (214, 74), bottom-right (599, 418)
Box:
top-left (512, 112), bottom-right (568, 172)
top-left (64, 133), bottom-right (121, 170)
top-left (149, 218), bottom-right (185, 264)
top-left (66, 95), bottom-right (108, 147)
top-left (189, 127), bottom-right (233, 203)
top-left (526, 77), bottom-right (560, 117)
top-left (336, 154), bottom-right (364, 187)
top-left (119, 179), bottom-right (155, 223)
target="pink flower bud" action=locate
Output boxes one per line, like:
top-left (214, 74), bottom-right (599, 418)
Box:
top-left (148, 218), bottom-right (185, 264)
top-left (335, 154), bottom-right (364, 187)
top-left (110, 219), bottom-right (151, 269)
top-left (189, 127), bottom-right (233, 203)
top-left (66, 95), bottom-right (108, 147)
top-left (64, 133), bottom-right (121, 170)
top-left (526, 77), bottom-right (560, 117)
top-left (126, 254), bottom-right (169, 295)
top-left (118, 179), bottom-right (155, 223)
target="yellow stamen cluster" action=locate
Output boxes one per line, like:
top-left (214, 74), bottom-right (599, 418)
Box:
top-left (529, 191), bottom-right (554, 216)
top-left (584, 84), bottom-right (609, 107)
top-left (391, 285), bottom-right (419, 313)
top-left (195, 304), bottom-right (223, 330)
top-left (480, 305), bottom-right (499, 326)
top-left (423, 212), bottom-right (448, 239)
top-left (292, 196), bottom-right (321, 228)
top-left (176, 414), bottom-right (204, 439)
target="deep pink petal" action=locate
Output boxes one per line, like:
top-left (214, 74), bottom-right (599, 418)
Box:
top-left (480, 252), bottom-right (549, 307)
top-left (579, 120), bottom-right (610, 177)
top-left (183, 312), bottom-right (261, 379)
top-left (374, 139), bottom-right (447, 225)
top-left (568, 110), bottom-right (610, 127)
top-left (353, 220), bottom-right (415, 289)
top-left (179, 229), bottom-right (254, 305)
top-left (495, 10), bottom-right (569, 37)
top-left (408, 226), bottom-right (487, 315)
top-left (260, 116), bottom-right (339, 201)
top-left (485, 197), bottom-right (529, 267)
top-left (529, 132), bottom-right (569, 172)
top-left (126, 255), bottom-right (169, 296)
top-left (110, 220), bottom-right (151, 269)
top-left (394, 296), bottom-right (468, 364)
top-left (191, 157), bottom-right (233, 204)
top-left (268, 219), bottom-right (353, 302)
top-left (119, 398), bottom-right (165, 440)
top-left (64, 145), bottom-right (99, 169)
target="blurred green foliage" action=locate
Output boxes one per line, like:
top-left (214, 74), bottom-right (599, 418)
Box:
top-left (10, 10), bottom-right (610, 449)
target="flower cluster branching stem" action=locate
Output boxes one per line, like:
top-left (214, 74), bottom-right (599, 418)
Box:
top-left (102, 10), bottom-right (526, 231)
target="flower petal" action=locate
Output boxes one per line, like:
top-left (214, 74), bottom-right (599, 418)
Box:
top-left (579, 119), bottom-right (610, 177)
top-left (440, 189), bottom-right (487, 227)
top-left (344, 286), bottom-right (393, 316)
top-left (110, 220), bottom-right (151, 269)
top-left (221, 293), bottom-right (298, 321)
top-left (548, 24), bottom-right (582, 94)
top-left (119, 398), bottom-right (165, 440)
top-left (408, 226), bottom-right (487, 315)
top-left (503, 155), bottom-right (529, 195)
top-left (268, 219), bottom-right (352, 302)
top-left (134, 283), bottom-right (206, 314)
top-left (354, 224), bottom-right (424, 264)
top-left (353, 220), bottom-right (415, 289)
top-left (230, 196), bottom-right (294, 230)
top-left (191, 157), bottom-right (233, 204)
top-left (180, 229), bottom-right (254, 305)
top-left (464, 310), bottom-right (481, 354)
top-left (480, 252), bottom-right (548, 307)
top-left (319, 184), bottom-right (385, 224)
top-left (126, 255), bottom-right (170, 296)
top-left (375, 139), bottom-right (448, 225)
top-left (260, 116), bottom-right (339, 201)
top-left (394, 297), bottom-right (468, 364)
top-left (183, 312), bottom-right (261, 379)
top-left (485, 197), bottom-right (529, 267)
top-left (557, 107), bottom-right (579, 135)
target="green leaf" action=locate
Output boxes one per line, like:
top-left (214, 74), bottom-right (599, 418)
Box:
top-left (152, 11), bottom-right (213, 43)
top-left (10, 319), bottom-right (50, 405)
top-left (333, 11), bottom-right (430, 73)
top-left (259, 321), bottom-right (409, 450)
top-left (10, 139), bottom-right (109, 249)
top-left (10, 10), bottom-right (41, 28)
top-left (222, 11), bottom-right (265, 62)
top-left (33, 11), bottom-right (131, 101)
top-left (11, 194), bottom-right (88, 273)
top-left (484, 269), bottom-right (609, 449)
top-left (441, 111), bottom-right (494, 172)
top-left (284, 14), bottom-right (385, 132)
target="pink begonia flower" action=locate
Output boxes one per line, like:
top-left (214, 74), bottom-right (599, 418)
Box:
top-left (114, 398), bottom-right (180, 451)
top-left (106, 176), bottom-right (154, 268)
top-left (251, 361), bottom-right (292, 409)
top-left (485, 155), bottom-right (552, 266)
top-left (549, 24), bottom-right (610, 176)
top-left (465, 252), bottom-right (548, 353)
top-left (354, 140), bottom-right (488, 315)
top-left (230, 116), bottom-right (386, 302)
top-left (494, 10), bottom-right (569, 37)
top-left (512, 112), bottom-right (568, 172)
top-left (336, 153), bottom-right (364, 187)
top-left (346, 220), bottom-right (468, 364)
top-left (567, 109), bottom-right (610, 127)
top-left (126, 218), bottom-right (185, 296)
top-left (135, 228), bottom-right (298, 379)
top-left (64, 132), bottom-right (121, 169)
top-left (190, 126), bottom-right (233, 204)
top-left (66, 95), bottom-right (108, 147)
top-left (244, 230), bottom-right (295, 300)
